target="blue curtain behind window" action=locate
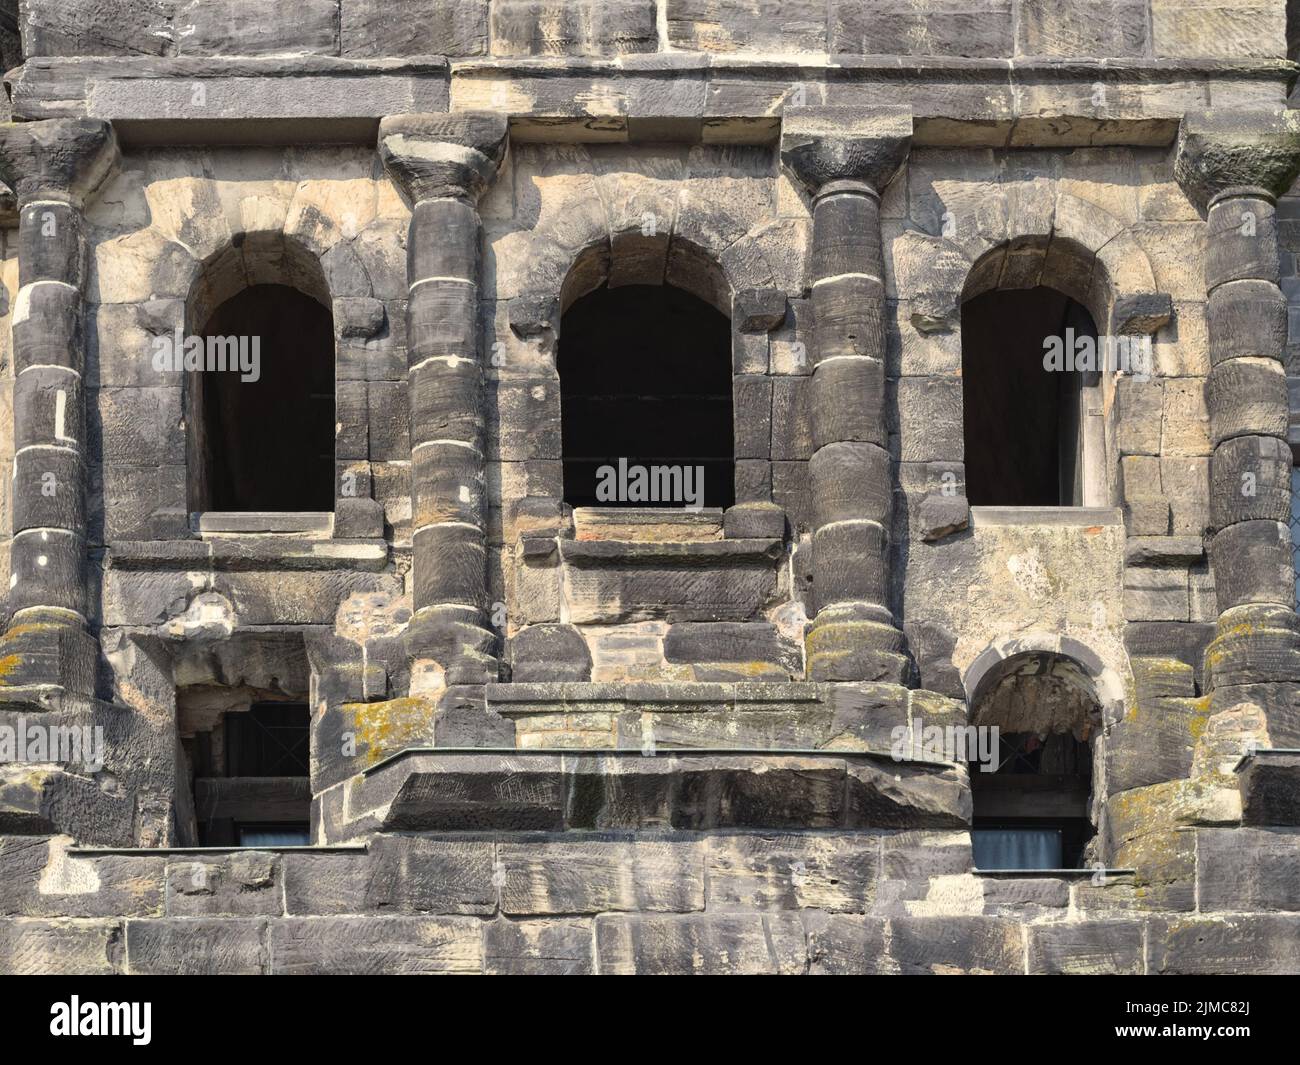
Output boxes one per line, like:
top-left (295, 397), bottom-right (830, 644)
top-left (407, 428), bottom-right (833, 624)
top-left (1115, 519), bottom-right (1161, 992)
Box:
top-left (239, 828), bottom-right (310, 847)
top-left (973, 829), bottom-right (1062, 870)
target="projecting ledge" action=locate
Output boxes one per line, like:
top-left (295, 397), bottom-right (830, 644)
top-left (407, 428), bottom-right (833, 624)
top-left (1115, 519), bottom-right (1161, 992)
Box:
top-left (487, 680), bottom-right (819, 707)
top-left (970, 506), bottom-right (1123, 527)
top-left (105, 537), bottom-right (388, 572)
top-left (335, 747), bottom-right (971, 835)
top-left (559, 537), bottom-right (782, 564)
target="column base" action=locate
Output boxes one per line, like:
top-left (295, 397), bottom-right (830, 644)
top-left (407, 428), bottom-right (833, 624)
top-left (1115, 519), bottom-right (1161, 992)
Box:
top-left (806, 604), bottom-right (909, 683)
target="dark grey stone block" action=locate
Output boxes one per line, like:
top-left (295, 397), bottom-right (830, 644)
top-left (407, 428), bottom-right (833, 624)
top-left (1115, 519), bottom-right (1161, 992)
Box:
top-left (889, 916), bottom-right (1023, 975)
top-left (595, 912), bottom-right (806, 974)
top-left (270, 915), bottom-right (481, 974)
top-left (125, 917), bottom-right (266, 975)
top-left (1026, 920), bottom-right (1143, 975)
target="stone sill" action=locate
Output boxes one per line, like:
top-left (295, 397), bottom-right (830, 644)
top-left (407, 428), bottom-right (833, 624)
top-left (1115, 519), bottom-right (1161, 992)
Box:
top-left (104, 537), bottom-right (388, 572)
top-left (970, 506), bottom-right (1122, 528)
top-left (197, 511), bottom-right (332, 536)
top-left (572, 506), bottom-right (724, 543)
top-left (488, 680), bottom-right (820, 713)
top-left (68, 845), bottom-right (367, 856)
top-left (974, 868), bottom-right (1135, 878)
top-left (367, 746), bottom-right (923, 774)
top-left (559, 537), bottom-right (782, 565)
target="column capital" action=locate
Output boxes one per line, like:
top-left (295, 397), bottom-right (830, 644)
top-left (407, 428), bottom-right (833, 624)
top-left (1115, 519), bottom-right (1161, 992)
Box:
top-left (1175, 108), bottom-right (1300, 213)
top-left (0, 118), bottom-right (118, 208)
top-left (379, 111), bottom-right (509, 205)
top-left (780, 107), bottom-right (912, 198)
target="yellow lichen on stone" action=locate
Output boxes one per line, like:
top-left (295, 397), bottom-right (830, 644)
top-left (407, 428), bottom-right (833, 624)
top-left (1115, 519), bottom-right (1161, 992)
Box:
top-left (342, 697), bottom-right (434, 766)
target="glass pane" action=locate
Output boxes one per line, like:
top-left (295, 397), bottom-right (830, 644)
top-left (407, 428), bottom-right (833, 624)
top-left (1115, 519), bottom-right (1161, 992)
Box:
top-left (973, 828), bottom-right (1062, 870)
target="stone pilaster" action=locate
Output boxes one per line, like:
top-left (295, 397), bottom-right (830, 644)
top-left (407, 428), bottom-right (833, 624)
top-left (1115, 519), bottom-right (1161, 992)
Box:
top-left (0, 119), bottom-right (117, 701)
top-left (379, 113), bottom-right (508, 690)
top-left (1174, 109), bottom-right (1300, 743)
top-left (781, 108), bottom-right (911, 683)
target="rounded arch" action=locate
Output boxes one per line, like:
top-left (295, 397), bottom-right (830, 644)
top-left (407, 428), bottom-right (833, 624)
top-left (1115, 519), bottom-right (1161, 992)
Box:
top-left (959, 193), bottom-right (1166, 338)
top-left (963, 632), bottom-right (1121, 871)
top-left (556, 232), bottom-right (732, 318)
top-left (963, 632), bottom-right (1126, 728)
top-left (508, 195), bottom-right (787, 338)
top-left (186, 232), bottom-right (333, 333)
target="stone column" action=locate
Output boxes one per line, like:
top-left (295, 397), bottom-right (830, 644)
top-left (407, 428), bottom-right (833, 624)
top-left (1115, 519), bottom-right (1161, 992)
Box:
top-left (0, 119), bottom-right (117, 701)
top-left (1175, 109), bottom-right (1300, 740)
top-left (781, 108), bottom-right (911, 683)
top-left (379, 113), bottom-right (508, 690)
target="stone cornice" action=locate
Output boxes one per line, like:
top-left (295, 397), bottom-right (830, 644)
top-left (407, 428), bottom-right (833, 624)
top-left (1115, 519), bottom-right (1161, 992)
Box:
top-left (8, 54), bottom-right (1292, 151)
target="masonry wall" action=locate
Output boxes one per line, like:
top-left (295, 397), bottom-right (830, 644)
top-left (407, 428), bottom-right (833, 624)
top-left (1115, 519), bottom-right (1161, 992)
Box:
top-left (14, 0), bottom-right (1287, 62)
top-left (0, 0), bottom-right (1297, 975)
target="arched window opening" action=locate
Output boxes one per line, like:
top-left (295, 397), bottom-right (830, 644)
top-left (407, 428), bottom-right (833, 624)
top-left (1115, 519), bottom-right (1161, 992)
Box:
top-left (967, 652), bottom-right (1098, 870)
top-left (558, 283), bottom-right (734, 509)
top-left (191, 284), bottom-right (334, 513)
top-left (961, 287), bottom-right (1100, 507)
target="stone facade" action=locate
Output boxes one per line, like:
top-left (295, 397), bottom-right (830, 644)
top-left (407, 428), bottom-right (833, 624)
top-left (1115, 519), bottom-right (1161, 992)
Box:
top-left (0, 0), bottom-right (1299, 975)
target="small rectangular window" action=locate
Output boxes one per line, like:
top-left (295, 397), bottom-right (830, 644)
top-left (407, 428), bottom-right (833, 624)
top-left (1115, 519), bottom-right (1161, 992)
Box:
top-left (225, 704), bottom-right (310, 777)
top-left (187, 702), bottom-right (311, 847)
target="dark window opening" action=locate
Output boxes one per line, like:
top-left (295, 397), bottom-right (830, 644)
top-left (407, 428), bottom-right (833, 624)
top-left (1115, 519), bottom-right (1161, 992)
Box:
top-left (558, 283), bottom-right (734, 509)
top-left (961, 286), bottom-right (1097, 506)
top-left (184, 702), bottom-right (311, 847)
top-left (224, 703), bottom-right (310, 777)
top-left (971, 731), bottom-right (1094, 870)
top-left (193, 283), bottom-right (334, 512)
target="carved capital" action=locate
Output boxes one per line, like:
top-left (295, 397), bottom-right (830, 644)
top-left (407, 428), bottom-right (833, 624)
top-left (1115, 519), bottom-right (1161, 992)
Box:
top-left (780, 107), bottom-right (912, 198)
top-left (0, 119), bottom-right (118, 208)
top-left (1175, 108), bottom-right (1300, 213)
top-left (379, 111), bottom-right (509, 205)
